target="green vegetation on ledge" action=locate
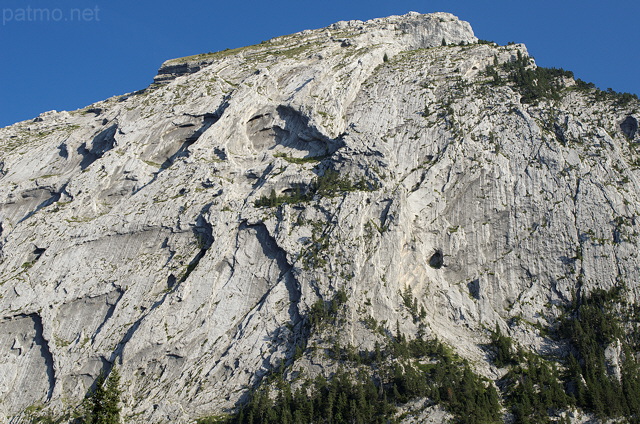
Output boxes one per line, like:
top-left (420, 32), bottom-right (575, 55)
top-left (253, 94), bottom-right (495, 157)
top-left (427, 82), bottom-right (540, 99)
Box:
top-left (254, 169), bottom-right (377, 208)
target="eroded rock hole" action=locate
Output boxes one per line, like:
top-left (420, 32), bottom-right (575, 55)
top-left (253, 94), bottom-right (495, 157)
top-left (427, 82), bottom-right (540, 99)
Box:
top-left (167, 274), bottom-right (177, 290)
top-left (213, 147), bottom-right (227, 160)
top-left (57, 142), bottom-right (68, 159)
top-left (429, 249), bottom-right (444, 269)
top-left (33, 246), bottom-right (46, 261)
top-left (621, 116), bottom-right (638, 140)
top-left (468, 279), bottom-right (480, 300)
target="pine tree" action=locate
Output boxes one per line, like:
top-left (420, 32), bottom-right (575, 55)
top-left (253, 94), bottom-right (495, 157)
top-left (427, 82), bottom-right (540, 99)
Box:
top-left (268, 189), bottom-right (277, 207)
top-left (82, 367), bottom-right (122, 424)
top-left (103, 367), bottom-right (122, 423)
top-left (84, 372), bottom-right (106, 423)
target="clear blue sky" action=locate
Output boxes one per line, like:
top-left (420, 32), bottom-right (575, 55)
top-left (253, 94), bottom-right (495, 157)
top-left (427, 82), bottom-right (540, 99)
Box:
top-left (1, 0), bottom-right (638, 128)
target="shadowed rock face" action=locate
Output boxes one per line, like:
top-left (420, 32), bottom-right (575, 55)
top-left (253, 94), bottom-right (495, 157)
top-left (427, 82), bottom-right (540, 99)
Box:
top-left (621, 115), bottom-right (638, 140)
top-left (429, 250), bottom-right (444, 269)
top-left (0, 11), bottom-right (639, 423)
top-left (0, 314), bottom-right (55, 411)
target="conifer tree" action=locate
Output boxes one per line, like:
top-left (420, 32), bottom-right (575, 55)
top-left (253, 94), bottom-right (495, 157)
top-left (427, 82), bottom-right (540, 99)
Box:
top-left (82, 367), bottom-right (122, 424)
top-left (103, 367), bottom-right (122, 423)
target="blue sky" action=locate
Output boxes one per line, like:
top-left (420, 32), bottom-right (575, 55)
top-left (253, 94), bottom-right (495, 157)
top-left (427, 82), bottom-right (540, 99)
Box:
top-left (1, 0), bottom-right (638, 128)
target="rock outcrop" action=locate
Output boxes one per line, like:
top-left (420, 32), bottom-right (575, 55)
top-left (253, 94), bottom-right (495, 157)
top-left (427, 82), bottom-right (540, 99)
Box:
top-left (1, 11), bottom-right (639, 423)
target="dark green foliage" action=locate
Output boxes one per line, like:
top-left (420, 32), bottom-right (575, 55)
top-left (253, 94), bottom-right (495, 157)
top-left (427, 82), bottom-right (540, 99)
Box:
top-left (400, 286), bottom-right (424, 322)
top-left (574, 79), bottom-right (596, 91)
top-left (484, 51), bottom-right (605, 104)
top-left (30, 415), bottom-right (61, 424)
top-left (559, 288), bottom-right (640, 419)
top-left (21, 403), bottom-right (67, 424)
top-left (574, 79), bottom-right (639, 106)
top-left (81, 367), bottom-right (122, 424)
top-left (389, 345), bottom-right (501, 423)
top-left (201, 286), bottom-right (640, 424)
top-left (621, 345), bottom-right (640, 417)
top-left (485, 66), bottom-right (502, 86)
top-left (500, 351), bottom-right (570, 423)
top-left (254, 187), bottom-right (309, 208)
top-left (220, 370), bottom-right (392, 424)
top-left (485, 286), bottom-right (640, 423)
top-left (210, 332), bottom-right (501, 424)
top-left (380, 332), bottom-right (501, 423)
top-left (491, 287), bottom-right (640, 422)
top-left (308, 290), bottom-right (348, 330)
top-left (490, 325), bottom-right (519, 368)
top-left (499, 53), bottom-right (573, 103)
top-left (313, 169), bottom-right (373, 197)
top-left (254, 169), bottom-right (376, 208)
top-left (273, 152), bottom-right (328, 165)
top-left (595, 88), bottom-right (639, 107)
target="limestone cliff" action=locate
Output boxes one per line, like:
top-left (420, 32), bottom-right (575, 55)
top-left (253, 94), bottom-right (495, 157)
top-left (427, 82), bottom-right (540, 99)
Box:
top-left (1, 12), bottom-right (639, 423)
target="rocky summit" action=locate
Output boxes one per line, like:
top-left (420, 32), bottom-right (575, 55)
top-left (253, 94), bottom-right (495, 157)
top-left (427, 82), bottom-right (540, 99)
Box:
top-left (1, 11), bottom-right (640, 423)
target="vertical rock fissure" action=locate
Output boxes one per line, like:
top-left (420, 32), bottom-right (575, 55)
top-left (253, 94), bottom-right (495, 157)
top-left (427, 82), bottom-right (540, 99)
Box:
top-left (92, 288), bottom-right (125, 343)
top-left (31, 314), bottom-right (56, 401)
top-left (179, 211), bottom-right (215, 284)
top-left (0, 221), bottom-right (4, 259)
top-left (250, 223), bottom-right (304, 365)
top-left (216, 222), bottom-right (304, 381)
top-left (109, 224), bottom-right (214, 364)
top-left (573, 177), bottom-right (586, 302)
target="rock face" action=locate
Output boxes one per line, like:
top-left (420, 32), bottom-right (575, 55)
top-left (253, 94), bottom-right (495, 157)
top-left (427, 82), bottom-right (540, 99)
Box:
top-left (0, 11), bottom-right (639, 423)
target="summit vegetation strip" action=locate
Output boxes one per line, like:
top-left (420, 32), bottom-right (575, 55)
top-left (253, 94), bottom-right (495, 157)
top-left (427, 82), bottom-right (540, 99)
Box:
top-left (485, 51), bottom-right (639, 107)
top-left (484, 51), bottom-right (573, 104)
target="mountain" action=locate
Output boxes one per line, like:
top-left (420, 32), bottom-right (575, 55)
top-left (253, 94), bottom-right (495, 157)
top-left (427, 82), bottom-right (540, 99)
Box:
top-left (1, 11), bottom-right (640, 423)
